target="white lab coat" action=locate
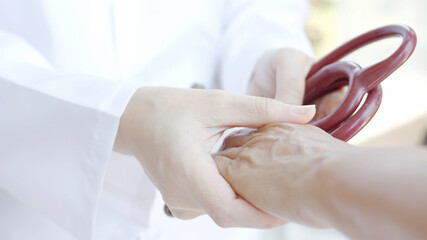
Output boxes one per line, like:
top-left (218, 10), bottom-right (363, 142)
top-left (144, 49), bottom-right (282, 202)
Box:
top-left (0, 0), bottom-right (313, 239)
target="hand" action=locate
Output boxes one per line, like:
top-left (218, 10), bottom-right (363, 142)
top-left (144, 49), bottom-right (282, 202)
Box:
top-left (248, 48), bottom-right (312, 105)
top-left (215, 123), bottom-right (351, 227)
top-left (249, 48), bottom-right (346, 121)
top-left (114, 87), bottom-right (315, 228)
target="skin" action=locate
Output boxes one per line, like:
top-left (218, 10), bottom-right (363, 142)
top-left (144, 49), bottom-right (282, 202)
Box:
top-left (215, 123), bottom-right (427, 239)
top-left (248, 48), bottom-right (314, 105)
top-left (113, 47), bottom-right (344, 227)
top-left (113, 87), bottom-right (315, 228)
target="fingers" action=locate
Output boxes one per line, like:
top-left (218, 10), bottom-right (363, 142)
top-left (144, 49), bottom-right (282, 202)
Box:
top-left (274, 65), bottom-right (306, 105)
top-left (191, 155), bottom-right (286, 228)
top-left (273, 48), bottom-right (314, 105)
top-left (214, 92), bottom-right (315, 128)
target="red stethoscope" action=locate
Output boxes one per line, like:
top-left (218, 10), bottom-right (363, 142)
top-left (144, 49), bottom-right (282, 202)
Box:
top-left (305, 24), bottom-right (417, 141)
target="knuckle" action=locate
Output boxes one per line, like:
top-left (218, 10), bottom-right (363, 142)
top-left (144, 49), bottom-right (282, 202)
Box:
top-left (237, 150), bottom-right (257, 164)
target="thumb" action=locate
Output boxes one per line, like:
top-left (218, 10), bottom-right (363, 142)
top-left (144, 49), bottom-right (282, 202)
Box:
top-left (198, 155), bottom-right (285, 228)
top-left (213, 93), bottom-right (315, 128)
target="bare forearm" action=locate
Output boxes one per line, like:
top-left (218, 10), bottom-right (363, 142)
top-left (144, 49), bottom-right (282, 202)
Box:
top-left (315, 147), bottom-right (427, 239)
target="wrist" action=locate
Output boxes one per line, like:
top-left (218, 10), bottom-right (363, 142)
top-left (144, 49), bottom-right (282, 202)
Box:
top-left (285, 143), bottom-right (355, 227)
top-left (288, 151), bottom-right (336, 227)
top-left (308, 145), bottom-right (360, 227)
top-left (113, 87), bottom-right (153, 156)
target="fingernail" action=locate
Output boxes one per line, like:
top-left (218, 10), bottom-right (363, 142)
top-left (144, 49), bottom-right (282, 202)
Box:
top-left (290, 105), bottom-right (316, 116)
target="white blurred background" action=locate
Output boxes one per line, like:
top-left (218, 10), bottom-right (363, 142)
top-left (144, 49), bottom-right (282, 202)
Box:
top-left (266, 0), bottom-right (427, 239)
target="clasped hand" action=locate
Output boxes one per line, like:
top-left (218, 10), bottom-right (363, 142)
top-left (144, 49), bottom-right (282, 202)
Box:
top-left (114, 48), bottom-right (345, 228)
top-left (215, 123), bottom-right (351, 227)
top-left (114, 87), bottom-right (315, 228)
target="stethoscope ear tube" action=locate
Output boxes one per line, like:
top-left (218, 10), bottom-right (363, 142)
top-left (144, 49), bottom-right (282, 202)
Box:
top-left (305, 24), bottom-right (417, 141)
top-left (329, 85), bottom-right (382, 142)
top-left (307, 24), bottom-right (417, 82)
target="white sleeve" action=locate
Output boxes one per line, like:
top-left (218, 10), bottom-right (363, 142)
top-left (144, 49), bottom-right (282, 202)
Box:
top-left (218, 0), bottom-right (313, 95)
top-left (0, 31), bottom-right (140, 240)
